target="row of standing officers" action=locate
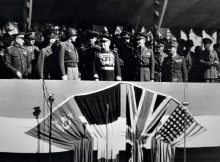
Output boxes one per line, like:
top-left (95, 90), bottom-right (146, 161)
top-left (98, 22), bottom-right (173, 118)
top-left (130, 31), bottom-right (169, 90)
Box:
top-left (1, 27), bottom-right (217, 82)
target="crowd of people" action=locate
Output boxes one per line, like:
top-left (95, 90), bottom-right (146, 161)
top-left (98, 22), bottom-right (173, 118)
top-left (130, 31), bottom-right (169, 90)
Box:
top-left (0, 22), bottom-right (220, 82)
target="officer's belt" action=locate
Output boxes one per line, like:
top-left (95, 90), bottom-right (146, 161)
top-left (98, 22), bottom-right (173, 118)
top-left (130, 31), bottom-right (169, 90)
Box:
top-left (99, 67), bottom-right (114, 70)
top-left (65, 62), bottom-right (78, 67)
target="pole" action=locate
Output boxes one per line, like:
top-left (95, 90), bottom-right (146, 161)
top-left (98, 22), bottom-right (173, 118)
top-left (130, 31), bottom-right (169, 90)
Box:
top-left (156, 0), bottom-right (169, 34)
top-left (106, 104), bottom-right (109, 162)
top-left (182, 101), bottom-right (190, 162)
top-left (48, 94), bottom-right (54, 162)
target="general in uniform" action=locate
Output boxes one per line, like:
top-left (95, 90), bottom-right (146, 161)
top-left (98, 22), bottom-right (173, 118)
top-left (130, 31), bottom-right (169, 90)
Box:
top-left (4, 32), bottom-right (32, 79)
top-left (134, 31), bottom-right (155, 81)
top-left (200, 38), bottom-right (219, 83)
top-left (78, 29), bottom-right (100, 80)
top-left (162, 42), bottom-right (188, 82)
top-left (59, 28), bottom-right (79, 80)
top-left (93, 34), bottom-right (121, 81)
top-left (37, 33), bottom-right (60, 79)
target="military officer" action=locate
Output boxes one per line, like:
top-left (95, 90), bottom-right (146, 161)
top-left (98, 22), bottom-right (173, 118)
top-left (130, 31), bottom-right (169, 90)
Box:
top-left (78, 28), bottom-right (100, 80)
top-left (154, 40), bottom-right (167, 82)
top-left (200, 38), bottom-right (219, 83)
top-left (93, 33), bottom-right (121, 81)
top-left (133, 31), bottom-right (155, 81)
top-left (25, 32), bottom-right (40, 79)
top-left (162, 42), bottom-right (188, 82)
top-left (117, 31), bottom-right (136, 81)
top-left (37, 33), bottom-right (60, 79)
top-left (59, 27), bottom-right (79, 80)
top-left (4, 32), bottom-right (32, 79)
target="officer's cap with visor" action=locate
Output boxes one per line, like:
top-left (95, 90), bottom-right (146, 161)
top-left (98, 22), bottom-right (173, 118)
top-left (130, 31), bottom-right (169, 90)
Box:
top-left (25, 32), bottom-right (36, 40)
top-left (13, 32), bottom-right (25, 39)
top-left (121, 31), bottom-right (132, 39)
top-left (202, 38), bottom-right (212, 45)
top-left (86, 28), bottom-right (99, 38)
top-left (99, 33), bottom-right (112, 43)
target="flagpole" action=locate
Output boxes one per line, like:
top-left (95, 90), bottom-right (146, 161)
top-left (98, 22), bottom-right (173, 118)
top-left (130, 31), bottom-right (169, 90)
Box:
top-left (48, 94), bottom-right (54, 162)
top-left (182, 101), bottom-right (190, 162)
top-left (106, 104), bottom-right (109, 162)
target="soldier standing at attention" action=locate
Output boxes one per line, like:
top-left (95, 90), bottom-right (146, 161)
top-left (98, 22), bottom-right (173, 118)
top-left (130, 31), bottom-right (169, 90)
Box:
top-left (59, 27), bottom-right (79, 80)
top-left (4, 32), bottom-right (32, 79)
top-left (117, 31), bottom-right (136, 81)
top-left (37, 33), bottom-right (60, 79)
top-left (133, 31), bottom-right (155, 81)
top-left (154, 40), bottom-right (167, 82)
top-left (93, 33), bottom-right (121, 81)
top-left (25, 32), bottom-right (40, 79)
top-left (162, 42), bottom-right (188, 82)
top-left (78, 28), bottom-right (100, 80)
top-left (200, 38), bottom-right (219, 83)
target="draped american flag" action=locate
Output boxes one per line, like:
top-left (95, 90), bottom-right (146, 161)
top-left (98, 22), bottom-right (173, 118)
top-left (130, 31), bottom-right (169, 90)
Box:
top-left (151, 102), bottom-right (206, 162)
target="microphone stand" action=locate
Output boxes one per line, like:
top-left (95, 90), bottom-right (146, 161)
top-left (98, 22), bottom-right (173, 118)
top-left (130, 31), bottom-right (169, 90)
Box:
top-left (48, 94), bottom-right (55, 162)
top-left (182, 101), bottom-right (190, 162)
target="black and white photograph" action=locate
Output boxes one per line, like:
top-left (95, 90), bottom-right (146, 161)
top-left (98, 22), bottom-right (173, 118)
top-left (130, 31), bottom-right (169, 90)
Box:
top-left (0, 0), bottom-right (219, 162)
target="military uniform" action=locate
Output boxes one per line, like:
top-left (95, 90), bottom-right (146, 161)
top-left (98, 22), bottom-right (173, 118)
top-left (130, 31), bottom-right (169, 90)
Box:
top-left (117, 43), bottom-right (136, 81)
top-left (93, 50), bottom-right (121, 81)
top-left (154, 52), bottom-right (166, 82)
top-left (26, 45), bottom-right (40, 79)
top-left (162, 54), bottom-right (188, 82)
top-left (37, 45), bottom-right (60, 79)
top-left (79, 44), bottom-right (100, 80)
top-left (4, 44), bottom-right (32, 79)
top-left (200, 50), bottom-right (219, 82)
top-left (134, 46), bottom-right (155, 81)
top-left (59, 40), bottom-right (79, 80)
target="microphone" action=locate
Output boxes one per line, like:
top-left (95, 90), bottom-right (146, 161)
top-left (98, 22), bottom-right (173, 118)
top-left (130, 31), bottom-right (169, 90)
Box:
top-left (48, 94), bottom-right (55, 103)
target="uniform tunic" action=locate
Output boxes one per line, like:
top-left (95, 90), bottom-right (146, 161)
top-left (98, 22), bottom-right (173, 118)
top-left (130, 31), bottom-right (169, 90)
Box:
top-left (154, 52), bottom-right (166, 82)
top-left (200, 50), bottom-right (219, 82)
top-left (118, 43), bottom-right (136, 81)
top-left (37, 45), bottom-right (60, 79)
top-left (93, 50), bottom-right (121, 81)
top-left (59, 41), bottom-right (79, 80)
top-left (26, 45), bottom-right (40, 79)
top-left (79, 44), bottom-right (100, 80)
top-left (4, 44), bottom-right (32, 79)
top-left (134, 46), bottom-right (155, 81)
top-left (162, 54), bottom-right (188, 82)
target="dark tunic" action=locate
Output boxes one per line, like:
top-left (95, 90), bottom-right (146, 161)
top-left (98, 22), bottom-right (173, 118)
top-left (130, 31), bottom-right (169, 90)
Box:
top-left (162, 54), bottom-right (188, 82)
top-left (37, 45), bottom-right (60, 79)
top-left (79, 44), bottom-right (100, 80)
top-left (117, 43), bottom-right (136, 81)
top-left (4, 44), bottom-right (32, 79)
top-left (93, 50), bottom-right (121, 81)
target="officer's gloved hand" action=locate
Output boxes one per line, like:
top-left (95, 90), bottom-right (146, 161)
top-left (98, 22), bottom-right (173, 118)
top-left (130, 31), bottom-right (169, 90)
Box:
top-left (16, 71), bottom-right (23, 79)
top-left (62, 75), bottom-right (68, 80)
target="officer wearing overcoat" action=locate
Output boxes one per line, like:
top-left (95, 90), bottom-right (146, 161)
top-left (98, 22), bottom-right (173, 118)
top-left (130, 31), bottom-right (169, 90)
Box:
top-left (37, 33), bottom-right (60, 79)
top-left (4, 32), bottom-right (32, 79)
top-left (78, 29), bottom-right (100, 80)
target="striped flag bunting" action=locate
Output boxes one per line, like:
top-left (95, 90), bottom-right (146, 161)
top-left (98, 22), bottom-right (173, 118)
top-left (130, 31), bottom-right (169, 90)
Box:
top-left (26, 83), bottom-right (205, 162)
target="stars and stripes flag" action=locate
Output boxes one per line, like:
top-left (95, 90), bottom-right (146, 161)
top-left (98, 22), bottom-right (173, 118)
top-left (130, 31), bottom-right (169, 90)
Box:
top-left (151, 101), bottom-right (206, 162)
top-left (26, 83), bottom-right (205, 162)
